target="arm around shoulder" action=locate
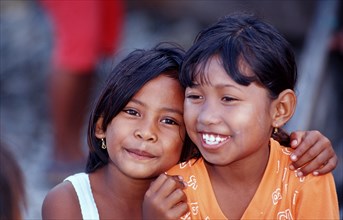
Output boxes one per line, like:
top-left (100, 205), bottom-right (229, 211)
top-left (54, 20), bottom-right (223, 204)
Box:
top-left (42, 181), bottom-right (82, 219)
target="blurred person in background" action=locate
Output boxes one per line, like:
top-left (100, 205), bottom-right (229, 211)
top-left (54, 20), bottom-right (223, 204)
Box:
top-left (41, 0), bottom-right (125, 183)
top-left (0, 142), bottom-right (26, 220)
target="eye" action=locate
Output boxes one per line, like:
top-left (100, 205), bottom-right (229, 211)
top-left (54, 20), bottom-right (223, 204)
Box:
top-left (222, 96), bottom-right (238, 102)
top-left (185, 87), bottom-right (203, 100)
top-left (161, 118), bottom-right (179, 125)
top-left (186, 94), bottom-right (203, 100)
top-left (123, 108), bottom-right (140, 117)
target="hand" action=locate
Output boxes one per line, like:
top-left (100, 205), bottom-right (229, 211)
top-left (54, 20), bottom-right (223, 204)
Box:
top-left (289, 130), bottom-right (337, 176)
top-left (142, 173), bottom-right (188, 219)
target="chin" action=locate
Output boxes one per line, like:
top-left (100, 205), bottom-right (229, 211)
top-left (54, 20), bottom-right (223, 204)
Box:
top-left (202, 154), bottom-right (230, 166)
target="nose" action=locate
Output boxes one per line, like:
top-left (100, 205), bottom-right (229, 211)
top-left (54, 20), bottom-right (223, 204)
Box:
top-left (134, 122), bottom-right (158, 142)
top-left (197, 101), bottom-right (221, 125)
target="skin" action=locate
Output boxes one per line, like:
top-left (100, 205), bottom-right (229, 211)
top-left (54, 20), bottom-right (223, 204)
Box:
top-left (143, 55), bottom-right (338, 219)
top-left (42, 74), bottom-right (189, 219)
top-left (183, 55), bottom-right (297, 219)
top-left (185, 57), bottom-right (275, 166)
top-left (288, 130), bottom-right (336, 176)
top-left (42, 62), bottom-right (337, 219)
top-left (96, 75), bottom-right (186, 179)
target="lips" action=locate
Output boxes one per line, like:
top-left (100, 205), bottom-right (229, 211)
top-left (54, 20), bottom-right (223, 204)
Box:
top-left (201, 133), bottom-right (230, 148)
top-left (125, 148), bottom-right (156, 160)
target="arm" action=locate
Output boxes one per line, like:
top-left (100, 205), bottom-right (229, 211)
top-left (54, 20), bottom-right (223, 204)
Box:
top-left (142, 173), bottom-right (189, 219)
top-left (42, 181), bottom-right (82, 219)
top-left (289, 130), bottom-right (337, 176)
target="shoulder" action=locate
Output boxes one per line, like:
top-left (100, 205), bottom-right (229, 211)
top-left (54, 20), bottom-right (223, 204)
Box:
top-left (270, 138), bottom-right (294, 164)
top-left (42, 180), bottom-right (82, 219)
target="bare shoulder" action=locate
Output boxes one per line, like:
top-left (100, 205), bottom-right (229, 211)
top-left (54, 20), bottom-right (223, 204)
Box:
top-left (42, 181), bottom-right (82, 219)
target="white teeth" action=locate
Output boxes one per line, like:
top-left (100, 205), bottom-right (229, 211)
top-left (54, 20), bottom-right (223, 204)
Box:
top-left (202, 133), bottom-right (228, 145)
top-left (215, 136), bottom-right (221, 142)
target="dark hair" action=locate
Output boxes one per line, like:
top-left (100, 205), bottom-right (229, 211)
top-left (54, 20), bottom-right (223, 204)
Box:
top-left (180, 13), bottom-right (297, 146)
top-left (0, 142), bottom-right (26, 220)
top-left (86, 43), bottom-right (196, 173)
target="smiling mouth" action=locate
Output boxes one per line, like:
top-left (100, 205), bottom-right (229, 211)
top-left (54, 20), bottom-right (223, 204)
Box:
top-left (202, 133), bottom-right (230, 145)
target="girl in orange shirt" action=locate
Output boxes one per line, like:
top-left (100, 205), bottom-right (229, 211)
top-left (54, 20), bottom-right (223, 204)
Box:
top-left (146, 13), bottom-right (340, 219)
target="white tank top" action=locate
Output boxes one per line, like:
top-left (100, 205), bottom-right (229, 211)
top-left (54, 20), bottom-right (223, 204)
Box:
top-left (64, 173), bottom-right (99, 219)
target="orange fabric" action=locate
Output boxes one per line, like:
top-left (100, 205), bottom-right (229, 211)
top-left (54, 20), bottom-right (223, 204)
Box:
top-left (167, 138), bottom-right (339, 219)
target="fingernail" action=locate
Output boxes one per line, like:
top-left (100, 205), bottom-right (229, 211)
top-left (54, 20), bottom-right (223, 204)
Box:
top-left (297, 171), bottom-right (303, 177)
top-left (289, 164), bottom-right (295, 170)
top-left (177, 175), bottom-right (184, 181)
top-left (313, 171), bottom-right (319, 176)
top-left (290, 154), bottom-right (297, 161)
top-left (291, 139), bottom-right (298, 147)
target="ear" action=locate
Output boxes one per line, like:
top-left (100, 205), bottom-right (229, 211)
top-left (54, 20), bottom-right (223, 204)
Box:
top-left (271, 89), bottom-right (297, 128)
top-left (95, 117), bottom-right (106, 139)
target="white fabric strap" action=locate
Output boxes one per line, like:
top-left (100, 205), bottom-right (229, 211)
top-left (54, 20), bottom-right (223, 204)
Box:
top-left (65, 173), bottom-right (99, 220)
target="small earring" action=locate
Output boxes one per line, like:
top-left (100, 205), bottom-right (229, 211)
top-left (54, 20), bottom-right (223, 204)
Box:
top-left (273, 127), bottom-right (278, 134)
top-left (101, 138), bottom-right (107, 149)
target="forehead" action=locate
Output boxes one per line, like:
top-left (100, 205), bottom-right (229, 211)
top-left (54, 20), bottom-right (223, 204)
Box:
top-left (193, 56), bottom-right (229, 85)
top-left (193, 55), bottom-right (254, 86)
top-left (137, 74), bottom-right (182, 93)
top-left (132, 74), bottom-right (184, 109)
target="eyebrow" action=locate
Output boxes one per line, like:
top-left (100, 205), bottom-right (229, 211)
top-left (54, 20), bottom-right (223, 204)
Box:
top-left (191, 82), bottom-right (242, 91)
top-left (130, 98), bottom-right (184, 116)
top-left (216, 84), bottom-right (242, 91)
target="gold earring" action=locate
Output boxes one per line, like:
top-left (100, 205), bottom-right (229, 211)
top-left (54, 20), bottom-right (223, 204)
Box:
top-left (273, 127), bottom-right (278, 134)
top-left (101, 138), bottom-right (107, 149)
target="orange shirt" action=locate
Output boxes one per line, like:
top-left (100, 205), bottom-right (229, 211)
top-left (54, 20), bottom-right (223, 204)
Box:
top-left (167, 138), bottom-right (339, 219)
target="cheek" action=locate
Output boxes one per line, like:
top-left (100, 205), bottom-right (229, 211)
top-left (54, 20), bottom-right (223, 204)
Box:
top-left (164, 135), bottom-right (184, 161)
top-left (184, 103), bottom-right (197, 127)
top-left (233, 104), bottom-right (271, 133)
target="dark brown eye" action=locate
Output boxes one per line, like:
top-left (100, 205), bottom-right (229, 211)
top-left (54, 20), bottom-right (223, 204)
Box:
top-left (222, 96), bottom-right (237, 102)
top-left (161, 118), bottom-right (178, 125)
top-left (123, 109), bottom-right (140, 116)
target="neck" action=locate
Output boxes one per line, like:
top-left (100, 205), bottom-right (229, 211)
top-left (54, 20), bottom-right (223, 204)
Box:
top-left (91, 164), bottom-right (156, 219)
top-left (205, 143), bottom-right (270, 189)
top-left (105, 163), bottom-right (153, 200)
top-left (203, 142), bottom-right (270, 219)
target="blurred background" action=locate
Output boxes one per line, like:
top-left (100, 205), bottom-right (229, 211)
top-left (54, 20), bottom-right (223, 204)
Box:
top-left (0, 0), bottom-right (342, 218)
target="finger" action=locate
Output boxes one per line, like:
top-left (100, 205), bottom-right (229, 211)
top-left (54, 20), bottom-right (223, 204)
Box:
top-left (146, 173), bottom-right (170, 195)
top-left (311, 156), bottom-right (338, 175)
top-left (290, 130), bottom-right (333, 170)
top-left (173, 202), bottom-right (189, 216)
top-left (290, 138), bottom-right (324, 170)
top-left (294, 147), bottom-right (330, 176)
top-left (303, 144), bottom-right (337, 176)
top-left (150, 178), bottom-right (188, 214)
top-left (289, 131), bottom-right (305, 149)
top-left (154, 175), bottom-right (186, 199)
top-left (165, 187), bottom-right (188, 206)
top-left (289, 131), bottom-right (319, 162)
top-left (160, 188), bottom-right (188, 213)
top-left (167, 202), bottom-right (189, 219)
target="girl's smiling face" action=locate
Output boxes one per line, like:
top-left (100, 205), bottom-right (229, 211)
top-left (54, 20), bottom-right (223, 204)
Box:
top-left (96, 74), bottom-right (186, 179)
top-left (184, 55), bottom-right (274, 166)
